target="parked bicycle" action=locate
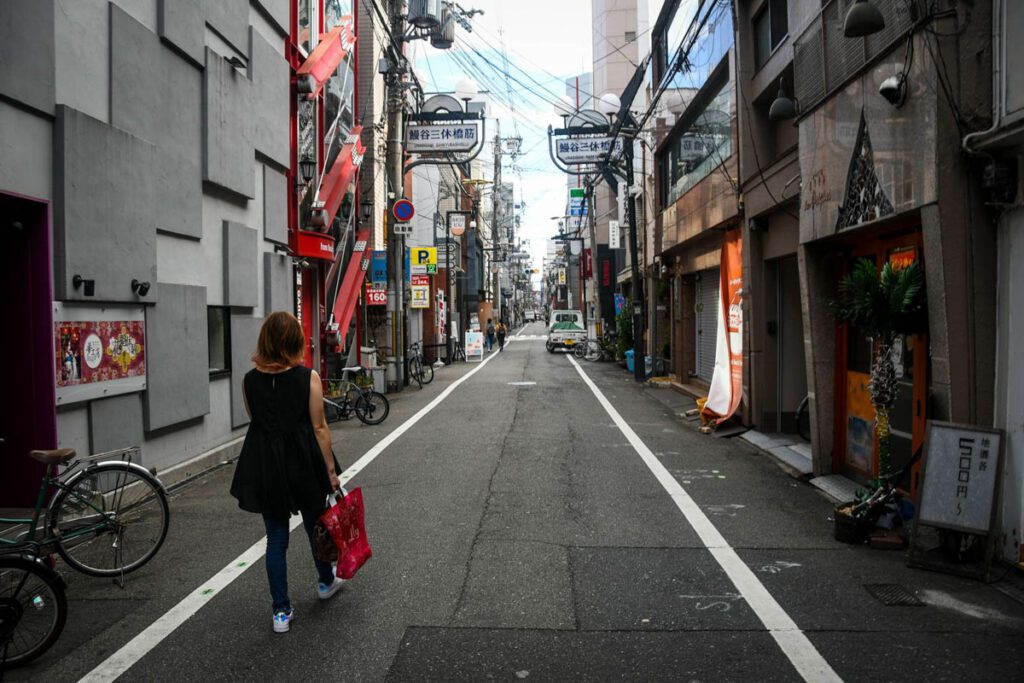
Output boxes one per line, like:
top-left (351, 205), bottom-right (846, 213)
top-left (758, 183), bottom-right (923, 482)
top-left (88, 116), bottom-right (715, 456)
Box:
top-left (323, 366), bottom-right (390, 426)
top-left (796, 395), bottom-right (811, 442)
top-left (0, 446), bottom-right (169, 580)
top-left (0, 542), bottom-right (68, 668)
top-left (582, 330), bottom-right (617, 362)
top-left (407, 341), bottom-right (434, 388)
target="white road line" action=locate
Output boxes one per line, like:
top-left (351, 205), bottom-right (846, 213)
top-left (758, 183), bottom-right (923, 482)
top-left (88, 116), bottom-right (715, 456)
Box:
top-left (567, 356), bottom-right (841, 683)
top-left (79, 347), bottom-right (508, 683)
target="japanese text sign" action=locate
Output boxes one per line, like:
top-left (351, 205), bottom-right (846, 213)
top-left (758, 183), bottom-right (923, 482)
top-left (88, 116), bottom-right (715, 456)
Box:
top-left (371, 250), bottom-right (387, 284)
top-left (555, 136), bottom-right (624, 165)
top-left (410, 275), bottom-right (430, 309)
top-left (917, 421), bottom-right (1003, 534)
top-left (406, 124), bottom-right (479, 152)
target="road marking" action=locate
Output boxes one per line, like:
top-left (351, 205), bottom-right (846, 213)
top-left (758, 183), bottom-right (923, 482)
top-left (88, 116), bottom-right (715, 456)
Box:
top-left (567, 356), bottom-right (841, 683)
top-left (79, 348), bottom-right (508, 683)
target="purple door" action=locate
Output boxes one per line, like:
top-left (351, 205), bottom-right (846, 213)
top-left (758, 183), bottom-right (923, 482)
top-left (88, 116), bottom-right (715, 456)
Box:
top-left (0, 193), bottom-right (56, 507)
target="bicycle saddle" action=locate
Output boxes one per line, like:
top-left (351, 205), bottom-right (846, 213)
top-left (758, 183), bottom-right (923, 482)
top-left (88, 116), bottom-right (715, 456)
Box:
top-left (341, 365), bottom-right (364, 373)
top-left (30, 448), bottom-right (76, 464)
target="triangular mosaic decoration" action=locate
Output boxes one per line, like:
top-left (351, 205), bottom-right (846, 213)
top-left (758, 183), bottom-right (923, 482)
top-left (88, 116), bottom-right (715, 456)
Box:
top-left (835, 111), bottom-right (895, 231)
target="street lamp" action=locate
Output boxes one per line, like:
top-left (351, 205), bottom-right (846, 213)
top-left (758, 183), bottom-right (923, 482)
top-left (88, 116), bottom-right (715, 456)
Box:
top-left (361, 198), bottom-right (373, 221)
top-left (299, 156), bottom-right (317, 185)
top-left (843, 0), bottom-right (885, 37)
top-left (769, 79), bottom-right (798, 122)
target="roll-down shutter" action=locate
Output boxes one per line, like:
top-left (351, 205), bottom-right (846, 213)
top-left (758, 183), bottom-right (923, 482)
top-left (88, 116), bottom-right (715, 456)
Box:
top-left (695, 267), bottom-right (719, 382)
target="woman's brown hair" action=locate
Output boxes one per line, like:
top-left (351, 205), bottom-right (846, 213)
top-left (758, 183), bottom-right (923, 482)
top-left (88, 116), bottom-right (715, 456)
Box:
top-left (252, 311), bottom-right (305, 369)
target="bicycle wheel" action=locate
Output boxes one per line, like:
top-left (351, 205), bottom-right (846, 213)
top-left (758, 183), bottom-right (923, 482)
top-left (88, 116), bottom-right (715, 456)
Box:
top-left (0, 556), bottom-right (67, 667)
top-left (573, 341), bottom-right (587, 359)
top-left (796, 396), bottom-right (811, 441)
top-left (418, 361), bottom-right (434, 384)
top-left (583, 339), bottom-right (602, 362)
top-left (51, 463), bottom-right (169, 577)
top-left (408, 358), bottom-right (423, 389)
top-left (355, 391), bottom-right (390, 425)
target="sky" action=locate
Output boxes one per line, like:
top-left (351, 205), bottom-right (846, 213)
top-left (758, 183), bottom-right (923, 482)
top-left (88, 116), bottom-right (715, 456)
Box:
top-left (408, 0), bottom-right (596, 277)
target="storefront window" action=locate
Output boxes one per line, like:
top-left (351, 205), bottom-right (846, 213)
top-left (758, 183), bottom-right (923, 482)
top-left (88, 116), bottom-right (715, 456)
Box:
top-left (659, 79), bottom-right (733, 207)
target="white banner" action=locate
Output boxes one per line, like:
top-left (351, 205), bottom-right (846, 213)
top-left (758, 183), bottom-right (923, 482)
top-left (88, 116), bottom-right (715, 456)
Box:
top-left (608, 220), bottom-right (620, 249)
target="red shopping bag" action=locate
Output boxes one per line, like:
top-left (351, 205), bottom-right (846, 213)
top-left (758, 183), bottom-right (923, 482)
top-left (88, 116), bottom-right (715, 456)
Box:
top-left (319, 487), bottom-right (372, 579)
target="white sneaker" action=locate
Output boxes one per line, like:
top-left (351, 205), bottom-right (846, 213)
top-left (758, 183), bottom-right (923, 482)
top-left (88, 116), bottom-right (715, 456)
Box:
top-left (273, 608), bottom-right (294, 633)
top-left (317, 577), bottom-right (346, 600)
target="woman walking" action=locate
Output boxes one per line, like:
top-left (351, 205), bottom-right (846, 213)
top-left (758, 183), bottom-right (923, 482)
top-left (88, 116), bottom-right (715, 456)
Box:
top-left (230, 312), bottom-right (345, 633)
top-left (496, 320), bottom-right (507, 352)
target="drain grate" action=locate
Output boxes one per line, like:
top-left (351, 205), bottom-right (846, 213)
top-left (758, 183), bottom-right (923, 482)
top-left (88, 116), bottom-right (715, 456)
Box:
top-left (863, 583), bottom-right (925, 607)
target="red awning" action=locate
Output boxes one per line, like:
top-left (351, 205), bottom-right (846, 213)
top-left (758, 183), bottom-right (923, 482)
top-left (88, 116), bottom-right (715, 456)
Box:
top-left (314, 125), bottom-right (365, 229)
top-left (329, 229), bottom-right (371, 346)
top-left (297, 19), bottom-right (356, 100)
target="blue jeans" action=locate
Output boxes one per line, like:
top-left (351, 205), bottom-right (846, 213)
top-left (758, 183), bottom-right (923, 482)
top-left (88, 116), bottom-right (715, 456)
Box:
top-left (263, 509), bottom-right (335, 613)
top-left (486, 333), bottom-right (495, 350)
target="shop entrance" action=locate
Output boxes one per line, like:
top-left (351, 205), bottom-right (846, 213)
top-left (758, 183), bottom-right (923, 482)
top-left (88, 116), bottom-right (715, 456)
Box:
top-left (834, 229), bottom-right (928, 495)
top-left (0, 193), bottom-right (56, 507)
top-left (764, 255), bottom-right (807, 434)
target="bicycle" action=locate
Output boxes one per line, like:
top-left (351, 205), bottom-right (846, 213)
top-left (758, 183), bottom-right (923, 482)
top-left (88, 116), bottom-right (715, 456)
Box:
top-left (323, 367), bottom-right (390, 426)
top-left (583, 330), bottom-right (617, 362)
top-left (796, 395), bottom-right (811, 441)
top-left (0, 542), bottom-right (68, 669)
top-left (407, 341), bottom-right (434, 388)
top-left (0, 446), bottom-right (169, 580)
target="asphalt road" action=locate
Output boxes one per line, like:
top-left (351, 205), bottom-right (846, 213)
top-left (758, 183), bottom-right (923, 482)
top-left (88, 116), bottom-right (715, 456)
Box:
top-left (11, 321), bottom-right (1024, 681)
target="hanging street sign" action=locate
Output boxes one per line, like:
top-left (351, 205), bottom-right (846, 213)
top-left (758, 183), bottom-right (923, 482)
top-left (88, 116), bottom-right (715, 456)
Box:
top-left (608, 219), bottom-right (621, 249)
top-left (410, 246), bottom-right (438, 275)
top-left (410, 275), bottom-right (431, 309)
top-left (392, 198), bottom-right (415, 223)
top-left (554, 136), bottom-right (624, 165)
top-left (406, 123), bottom-right (479, 152)
top-left (370, 250), bottom-right (387, 284)
top-left (366, 283), bottom-right (387, 306)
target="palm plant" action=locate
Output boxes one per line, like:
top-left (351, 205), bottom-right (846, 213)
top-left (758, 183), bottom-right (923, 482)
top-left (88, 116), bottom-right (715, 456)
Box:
top-left (830, 258), bottom-right (925, 480)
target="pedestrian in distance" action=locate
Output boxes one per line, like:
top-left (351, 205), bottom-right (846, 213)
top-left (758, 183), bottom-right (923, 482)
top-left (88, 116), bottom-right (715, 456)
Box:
top-left (229, 311), bottom-right (346, 634)
top-left (486, 318), bottom-right (496, 352)
top-left (497, 320), bottom-right (507, 352)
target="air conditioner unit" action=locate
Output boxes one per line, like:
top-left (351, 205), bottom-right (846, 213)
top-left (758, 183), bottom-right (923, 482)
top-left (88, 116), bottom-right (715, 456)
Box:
top-left (407, 0), bottom-right (441, 29)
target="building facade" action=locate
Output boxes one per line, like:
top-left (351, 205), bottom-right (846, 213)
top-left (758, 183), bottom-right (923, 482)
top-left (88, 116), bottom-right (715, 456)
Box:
top-left (0, 0), bottom-right (361, 506)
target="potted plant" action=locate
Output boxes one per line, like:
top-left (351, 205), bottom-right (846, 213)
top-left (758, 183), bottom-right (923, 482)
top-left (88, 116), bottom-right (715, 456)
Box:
top-left (829, 257), bottom-right (925, 541)
top-left (615, 301), bottom-right (633, 366)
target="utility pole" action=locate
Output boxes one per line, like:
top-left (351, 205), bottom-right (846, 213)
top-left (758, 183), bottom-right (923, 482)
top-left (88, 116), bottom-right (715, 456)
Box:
top-left (491, 122), bottom-right (502, 323)
top-left (385, 0), bottom-right (406, 391)
top-left (623, 133), bottom-right (644, 382)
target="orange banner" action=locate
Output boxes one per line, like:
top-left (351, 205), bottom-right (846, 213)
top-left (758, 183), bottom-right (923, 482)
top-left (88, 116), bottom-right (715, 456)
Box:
top-left (701, 228), bottom-right (743, 425)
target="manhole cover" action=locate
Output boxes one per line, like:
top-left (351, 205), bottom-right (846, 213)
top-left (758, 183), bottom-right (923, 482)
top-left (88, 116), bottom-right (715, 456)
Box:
top-left (863, 584), bottom-right (924, 607)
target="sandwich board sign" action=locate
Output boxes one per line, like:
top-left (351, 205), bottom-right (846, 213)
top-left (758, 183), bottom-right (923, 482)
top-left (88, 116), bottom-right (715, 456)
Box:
top-left (465, 331), bottom-right (484, 361)
top-left (908, 421), bottom-right (1005, 581)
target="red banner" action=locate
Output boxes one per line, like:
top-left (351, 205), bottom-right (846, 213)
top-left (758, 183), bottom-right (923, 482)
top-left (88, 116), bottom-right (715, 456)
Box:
top-left (701, 228), bottom-right (743, 425)
top-left (56, 321), bottom-right (146, 387)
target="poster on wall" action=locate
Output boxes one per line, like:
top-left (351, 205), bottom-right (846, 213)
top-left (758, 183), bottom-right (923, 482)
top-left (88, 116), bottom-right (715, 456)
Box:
top-left (54, 303), bottom-right (147, 405)
top-left (700, 228), bottom-right (743, 426)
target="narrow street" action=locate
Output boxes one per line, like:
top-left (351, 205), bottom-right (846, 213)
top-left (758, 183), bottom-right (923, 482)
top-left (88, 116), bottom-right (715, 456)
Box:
top-left (11, 323), bottom-right (1024, 682)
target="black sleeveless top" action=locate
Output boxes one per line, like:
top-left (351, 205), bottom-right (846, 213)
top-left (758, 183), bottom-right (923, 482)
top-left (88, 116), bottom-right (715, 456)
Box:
top-left (229, 366), bottom-right (334, 516)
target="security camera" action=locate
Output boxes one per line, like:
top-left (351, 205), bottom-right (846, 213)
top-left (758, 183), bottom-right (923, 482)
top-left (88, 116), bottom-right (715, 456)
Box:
top-left (879, 75), bottom-right (906, 107)
top-left (131, 279), bottom-right (151, 296)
